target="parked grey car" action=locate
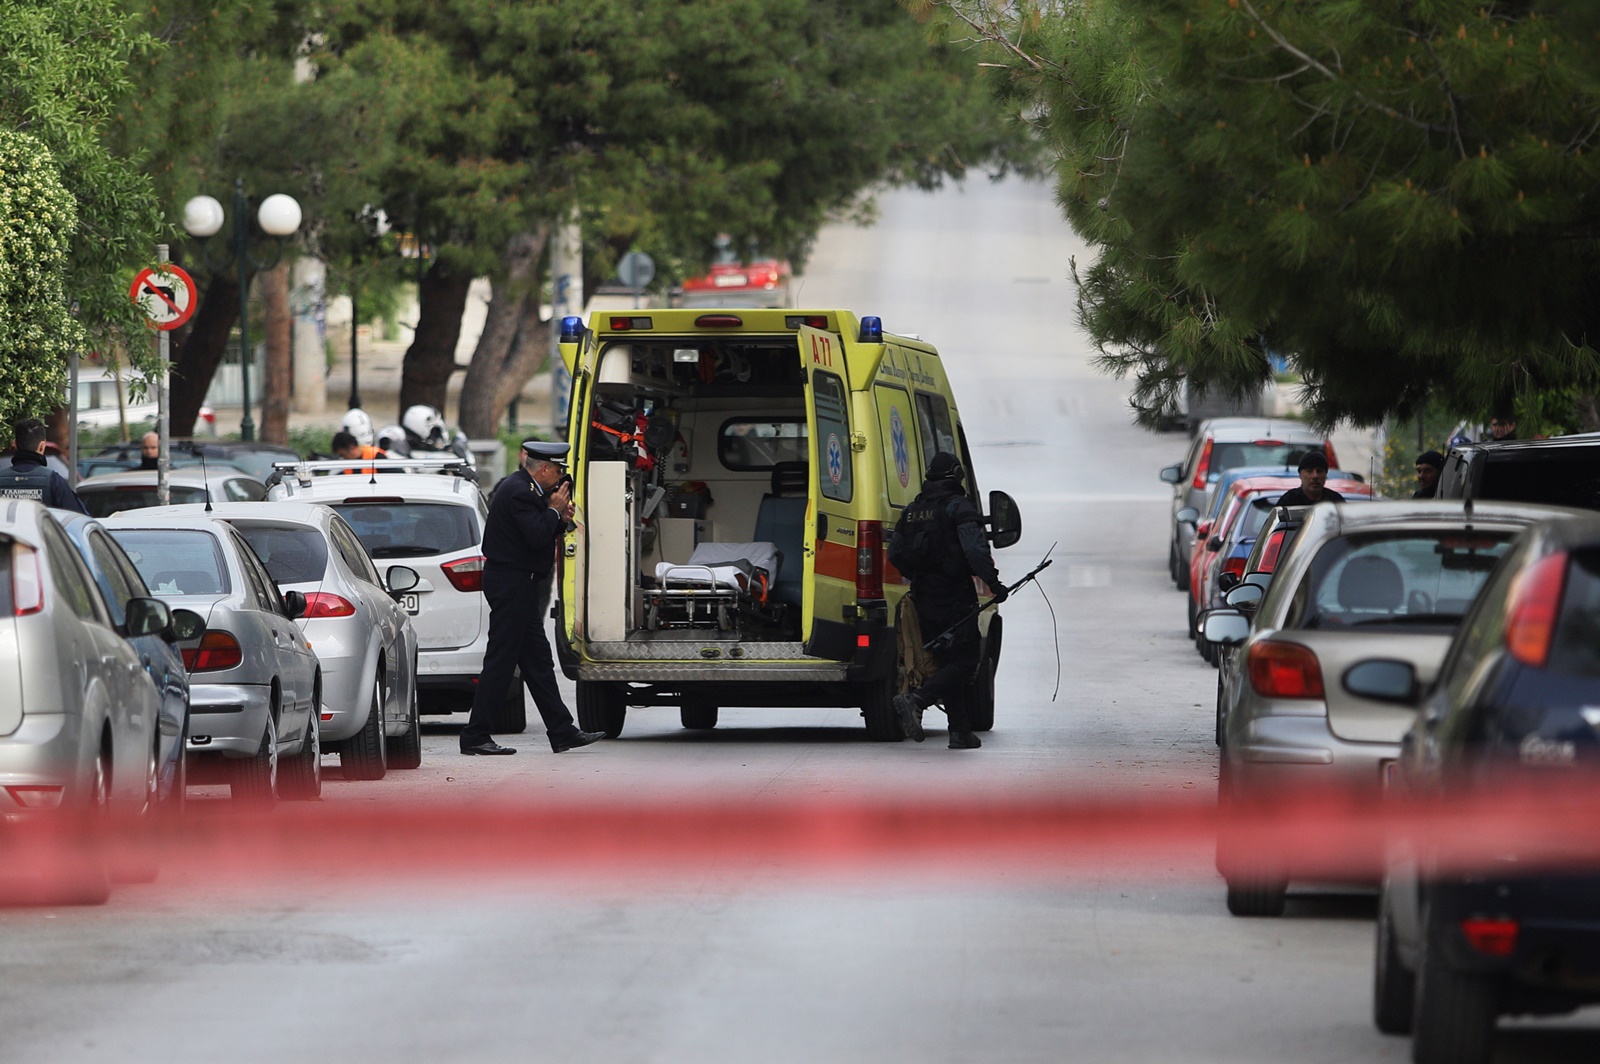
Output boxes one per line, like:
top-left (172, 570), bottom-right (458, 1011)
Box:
top-left (103, 515), bottom-right (321, 805)
top-left (1202, 500), bottom-right (1577, 917)
top-left (77, 467), bottom-right (266, 518)
top-left (1160, 418), bottom-right (1334, 590)
top-left (160, 502), bottom-right (423, 776)
top-left (0, 500), bottom-right (169, 903)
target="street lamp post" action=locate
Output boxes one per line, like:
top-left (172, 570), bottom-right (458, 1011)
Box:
top-left (182, 180), bottom-right (302, 441)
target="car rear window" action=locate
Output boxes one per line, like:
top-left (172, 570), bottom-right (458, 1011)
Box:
top-left (108, 529), bottom-right (231, 596)
top-left (80, 486), bottom-right (207, 518)
top-left (1290, 530), bottom-right (1514, 630)
top-left (1209, 441), bottom-right (1321, 478)
top-left (1548, 550), bottom-right (1600, 677)
top-left (232, 526), bottom-right (328, 584)
top-left (332, 502), bottom-right (478, 558)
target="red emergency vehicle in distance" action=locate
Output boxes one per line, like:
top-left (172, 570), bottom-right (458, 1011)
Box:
top-left (675, 242), bottom-right (792, 309)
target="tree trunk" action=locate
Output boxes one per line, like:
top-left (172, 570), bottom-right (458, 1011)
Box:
top-left (260, 262), bottom-right (292, 445)
top-left (170, 274), bottom-right (241, 437)
top-left (398, 259), bottom-right (474, 421)
top-left (458, 228), bottom-right (549, 438)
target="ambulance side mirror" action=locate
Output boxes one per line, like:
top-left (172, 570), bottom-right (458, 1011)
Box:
top-left (987, 490), bottom-right (1022, 550)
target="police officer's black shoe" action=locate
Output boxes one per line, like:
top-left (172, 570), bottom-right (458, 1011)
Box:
top-left (461, 740), bottom-right (517, 756)
top-left (948, 731), bottom-right (982, 750)
top-left (893, 693), bottom-right (925, 742)
top-left (550, 728), bottom-right (606, 753)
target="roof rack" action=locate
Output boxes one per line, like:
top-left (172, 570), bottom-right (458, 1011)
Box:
top-left (270, 456), bottom-right (469, 474)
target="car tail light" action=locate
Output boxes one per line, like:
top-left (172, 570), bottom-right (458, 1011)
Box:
top-left (1505, 551), bottom-right (1568, 667)
top-left (1192, 438), bottom-right (1213, 490)
top-left (856, 520), bottom-right (884, 600)
top-left (1259, 530), bottom-right (1287, 573)
top-left (441, 555), bottom-right (486, 593)
top-left (1247, 640), bottom-right (1325, 699)
top-left (1221, 555), bottom-right (1247, 581)
top-left (1322, 440), bottom-right (1339, 468)
top-left (1252, 439), bottom-right (1285, 446)
top-left (11, 543), bottom-right (43, 615)
top-left (183, 631), bottom-right (243, 672)
top-left (5, 785), bottom-right (64, 808)
top-left (694, 314), bottom-right (743, 328)
top-left (1461, 917), bottom-right (1518, 957)
top-left (300, 593), bottom-right (356, 618)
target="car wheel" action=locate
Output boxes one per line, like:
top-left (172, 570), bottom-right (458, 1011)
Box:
top-left (1411, 910), bottom-right (1498, 1064)
top-left (967, 651), bottom-right (996, 732)
top-left (491, 668), bottom-right (528, 734)
top-left (1225, 875), bottom-right (1288, 917)
top-left (1214, 673), bottom-right (1226, 747)
top-left (1175, 551), bottom-right (1190, 592)
top-left (36, 743), bottom-right (113, 906)
top-left (1168, 540), bottom-right (1181, 584)
top-left (278, 707), bottom-right (322, 800)
top-left (164, 709), bottom-right (189, 820)
top-left (576, 681), bottom-right (626, 738)
top-left (229, 712), bottom-right (278, 808)
top-left (389, 679), bottom-right (423, 770)
top-left (1374, 890), bottom-right (1416, 1035)
top-left (860, 672), bottom-right (903, 742)
top-left (680, 697), bottom-right (718, 730)
top-left (340, 672), bottom-right (388, 781)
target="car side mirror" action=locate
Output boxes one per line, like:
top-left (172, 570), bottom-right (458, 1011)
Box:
top-left (1159, 464), bottom-right (1183, 484)
top-left (386, 565), bottom-right (420, 596)
top-left (1207, 536), bottom-right (1223, 552)
top-left (1243, 572), bottom-right (1271, 591)
top-left (1217, 571), bottom-right (1240, 593)
top-left (283, 590), bottom-right (307, 620)
top-left (1224, 583), bottom-right (1264, 612)
top-left (124, 596), bottom-right (172, 639)
top-left (986, 490), bottom-right (1022, 550)
top-left (1201, 610), bottom-right (1251, 646)
top-left (169, 608), bottom-right (206, 642)
top-left (1175, 507), bottom-right (1199, 525)
top-left (1343, 659), bottom-right (1419, 704)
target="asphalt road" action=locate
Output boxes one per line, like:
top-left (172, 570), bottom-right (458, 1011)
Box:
top-left (4, 179), bottom-right (1595, 1063)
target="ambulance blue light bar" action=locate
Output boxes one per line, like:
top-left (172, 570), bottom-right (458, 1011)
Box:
top-left (559, 316), bottom-right (584, 343)
top-left (859, 316), bottom-right (883, 343)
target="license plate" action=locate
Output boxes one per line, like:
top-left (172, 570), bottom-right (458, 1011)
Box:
top-left (402, 593), bottom-right (420, 615)
top-left (713, 273), bottom-right (747, 287)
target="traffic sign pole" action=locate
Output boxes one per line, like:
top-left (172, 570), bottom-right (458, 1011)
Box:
top-left (156, 245), bottom-right (171, 507)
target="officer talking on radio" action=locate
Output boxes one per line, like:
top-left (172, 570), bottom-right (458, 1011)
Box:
top-left (459, 440), bottom-right (604, 756)
top-left (0, 419), bottom-right (87, 513)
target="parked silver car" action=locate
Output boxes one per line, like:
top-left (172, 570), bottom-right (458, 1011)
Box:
top-left (103, 515), bottom-right (321, 805)
top-left (160, 502), bottom-right (423, 776)
top-left (1160, 418), bottom-right (1335, 590)
top-left (0, 500), bottom-right (169, 903)
top-left (77, 467), bottom-right (266, 518)
top-left (1203, 500), bottom-right (1578, 916)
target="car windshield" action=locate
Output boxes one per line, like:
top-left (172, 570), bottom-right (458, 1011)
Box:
top-left (332, 502), bottom-right (478, 558)
top-left (1208, 441), bottom-right (1321, 480)
top-left (80, 486), bottom-right (208, 518)
top-left (108, 529), bottom-right (231, 596)
top-left (233, 525), bottom-right (328, 584)
top-left (1291, 530), bottom-right (1514, 630)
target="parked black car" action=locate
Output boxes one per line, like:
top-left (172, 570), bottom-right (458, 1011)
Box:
top-left (1437, 433), bottom-right (1600, 511)
top-left (1347, 515), bottom-right (1600, 1063)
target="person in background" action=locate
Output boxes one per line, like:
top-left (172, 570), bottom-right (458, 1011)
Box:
top-left (1414, 450), bottom-right (1444, 498)
top-left (1275, 450), bottom-right (1345, 507)
top-left (332, 430), bottom-right (387, 474)
top-left (1486, 409), bottom-right (1518, 442)
top-left (0, 419), bottom-right (87, 513)
top-left (138, 432), bottom-right (161, 470)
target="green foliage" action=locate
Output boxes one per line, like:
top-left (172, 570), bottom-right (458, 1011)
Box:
top-left (930, 0), bottom-right (1600, 429)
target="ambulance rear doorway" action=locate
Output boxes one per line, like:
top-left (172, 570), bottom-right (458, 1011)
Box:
top-left (575, 337), bottom-right (814, 651)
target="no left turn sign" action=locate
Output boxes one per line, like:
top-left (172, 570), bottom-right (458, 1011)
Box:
top-left (129, 264), bottom-right (197, 331)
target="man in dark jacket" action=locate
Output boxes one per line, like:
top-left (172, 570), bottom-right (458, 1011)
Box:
top-left (138, 432), bottom-right (161, 470)
top-left (1275, 450), bottom-right (1345, 507)
top-left (0, 419), bottom-right (87, 513)
top-left (459, 440), bottom-right (604, 756)
top-left (887, 452), bottom-right (1005, 750)
top-left (1413, 450), bottom-right (1444, 498)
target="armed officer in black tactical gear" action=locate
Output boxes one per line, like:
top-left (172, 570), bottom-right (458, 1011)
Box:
top-left (887, 452), bottom-right (1005, 750)
top-left (459, 440), bottom-right (605, 756)
top-left (0, 419), bottom-right (87, 513)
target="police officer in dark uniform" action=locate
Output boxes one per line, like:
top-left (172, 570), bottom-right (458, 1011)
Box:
top-left (459, 440), bottom-right (604, 756)
top-left (887, 452), bottom-right (1005, 750)
top-left (1, 419), bottom-right (87, 513)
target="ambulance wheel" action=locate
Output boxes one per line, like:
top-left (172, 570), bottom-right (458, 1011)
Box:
top-left (576, 681), bottom-right (626, 738)
top-left (967, 653), bottom-right (996, 733)
top-left (680, 697), bottom-right (718, 730)
top-left (861, 675), bottom-right (903, 742)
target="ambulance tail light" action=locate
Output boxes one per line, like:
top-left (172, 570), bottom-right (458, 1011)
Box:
top-left (608, 316), bottom-right (652, 331)
top-left (694, 314), bottom-right (743, 328)
top-left (1192, 439), bottom-right (1214, 490)
top-left (440, 555), bottom-right (486, 593)
top-left (11, 542), bottom-right (43, 616)
top-left (786, 315), bottom-right (829, 330)
top-left (856, 521), bottom-right (884, 600)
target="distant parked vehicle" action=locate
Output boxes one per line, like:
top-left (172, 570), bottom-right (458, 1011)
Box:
top-left (77, 468), bottom-right (266, 518)
top-left (1437, 433), bottom-right (1600, 511)
top-left (88, 439), bottom-right (299, 483)
top-left (103, 515), bottom-right (321, 806)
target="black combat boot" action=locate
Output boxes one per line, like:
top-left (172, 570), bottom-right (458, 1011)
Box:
top-left (893, 692), bottom-right (926, 742)
top-left (948, 731), bottom-right (981, 750)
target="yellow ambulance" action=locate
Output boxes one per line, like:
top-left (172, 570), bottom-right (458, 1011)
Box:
top-left (553, 308), bottom-right (1021, 740)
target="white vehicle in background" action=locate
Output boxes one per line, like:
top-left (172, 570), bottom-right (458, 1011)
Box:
top-left (158, 502), bottom-right (424, 776)
top-left (265, 459), bottom-right (520, 729)
top-left (77, 467), bottom-right (267, 518)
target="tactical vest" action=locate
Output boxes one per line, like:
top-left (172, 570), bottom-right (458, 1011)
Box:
top-left (892, 493), bottom-right (964, 578)
top-left (0, 463), bottom-right (52, 502)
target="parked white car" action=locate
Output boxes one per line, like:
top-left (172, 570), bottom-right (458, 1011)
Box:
top-left (158, 502), bottom-right (423, 775)
top-left (77, 467), bottom-right (267, 518)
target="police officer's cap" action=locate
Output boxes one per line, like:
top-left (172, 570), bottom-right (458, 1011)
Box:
top-left (521, 440), bottom-right (569, 464)
top-left (925, 452), bottom-right (964, 481)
